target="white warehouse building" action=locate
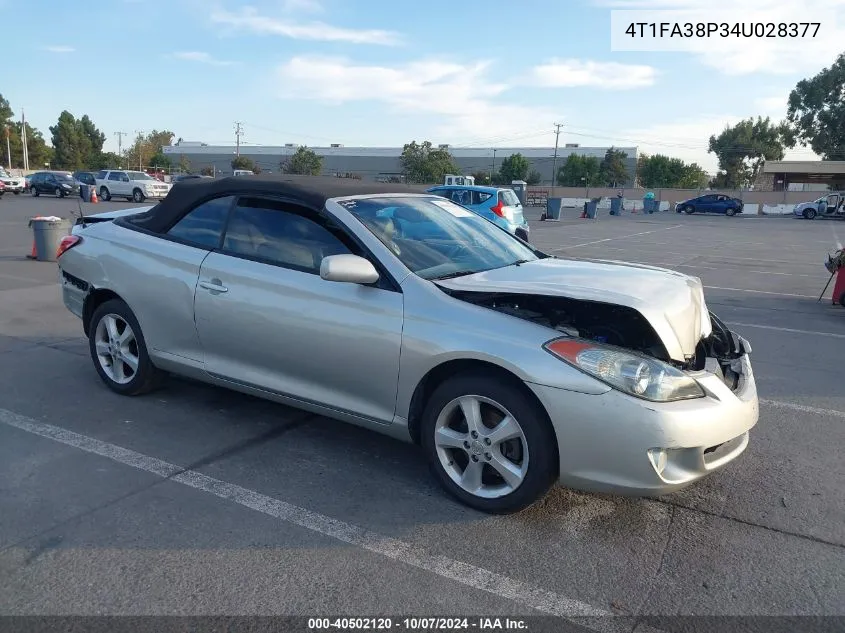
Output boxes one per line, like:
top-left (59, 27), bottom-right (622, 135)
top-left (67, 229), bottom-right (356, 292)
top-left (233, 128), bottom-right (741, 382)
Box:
top-left (161, 143), bottom-right (639, 186)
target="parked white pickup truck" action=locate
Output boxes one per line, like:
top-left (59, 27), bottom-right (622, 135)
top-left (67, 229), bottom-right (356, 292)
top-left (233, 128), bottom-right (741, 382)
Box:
top-left (0, 168), bottom-right (26, 194)
top-left (95, 170), bottom-right (172, 203)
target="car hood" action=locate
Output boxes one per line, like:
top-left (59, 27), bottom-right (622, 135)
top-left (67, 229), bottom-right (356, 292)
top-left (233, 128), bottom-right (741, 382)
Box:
top-left (435, 257), bottom-right (713, 362)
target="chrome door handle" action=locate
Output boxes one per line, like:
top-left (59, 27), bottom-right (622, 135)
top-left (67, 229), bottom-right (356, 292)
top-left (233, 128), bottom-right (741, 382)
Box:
top-left (199, 280), bottom-right (228, 293)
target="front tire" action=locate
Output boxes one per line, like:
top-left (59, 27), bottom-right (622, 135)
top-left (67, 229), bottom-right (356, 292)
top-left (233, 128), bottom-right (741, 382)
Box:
top-left (726, 207), bottom-right (736, 217)
top-left (804, 208), bottom-right (817, 220)
top-left (420, 372), bottom-right (557, 514)
top-left (55, 187), bottom-right (64, 198)
top-left (132, 188), bottom-right (145, 203)
top-left (87, 299), bottom-right (163, 396)
top-left (30, 186), bottom-right (39, 197)
top-left (684, 205), bottom-right (695, 214)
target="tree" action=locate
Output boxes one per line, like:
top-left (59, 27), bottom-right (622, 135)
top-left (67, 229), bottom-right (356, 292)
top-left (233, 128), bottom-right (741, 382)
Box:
top-left (92, 151), bottom-right (122, 170)
top-left (148, 150), bottom-right (172, 169)
top-left (78, 115), bottom-right (105, 167)
top-left (557, 154), bottom-right (601, 186)
top-left (637, 153), bottom-right (709, 189)
top-left (599, 147), bottom-right (629, 187)
top-left (399, 140), bottom-right (460, 183)
top-left (708, 116), bottom-right (793, 188)
top-left (470, 171), bottom-right (492, 185)
top-left (200, 166), bottom-right (215, 176)
top-left (125, 130), bottom-right (176, 170)
top-left (281, 146), bottom-right (322, 175)
top-left (231, 155), bottom-right (256, 172)
top-left (178, 154), bottom-right (191, 173)
top-left (0, 94), bottom-right (51, 168)
top-left (497, 152), bottom-right (530, 183)
top-left (787, 53), bottom-right (845, 160)
top-left (50, 111), bottom-right (89, 170)
top-left (526, 170), bottom-right (542, 185)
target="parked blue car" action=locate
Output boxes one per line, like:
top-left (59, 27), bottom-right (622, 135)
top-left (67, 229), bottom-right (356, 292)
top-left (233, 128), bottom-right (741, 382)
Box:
top-left (425, 185), bottom-right (530, 241)
top-left (675, 193), bottom-right (744, 216)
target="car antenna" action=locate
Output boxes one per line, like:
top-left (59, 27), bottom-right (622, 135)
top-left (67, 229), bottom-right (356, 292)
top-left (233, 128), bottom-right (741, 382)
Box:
top-left (76, 196), bottom-right (87, 228)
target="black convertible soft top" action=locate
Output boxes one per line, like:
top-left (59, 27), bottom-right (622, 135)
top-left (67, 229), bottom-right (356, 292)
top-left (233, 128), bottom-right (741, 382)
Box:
top-left (126, 174), bottom-right (427, 234)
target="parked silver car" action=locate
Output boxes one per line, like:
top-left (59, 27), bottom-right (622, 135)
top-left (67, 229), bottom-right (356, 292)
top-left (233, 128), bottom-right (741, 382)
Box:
top-left (57, 175), bottom-right (759, 513)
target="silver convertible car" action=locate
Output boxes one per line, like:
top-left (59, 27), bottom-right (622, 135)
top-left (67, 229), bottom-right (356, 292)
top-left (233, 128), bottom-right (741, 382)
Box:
top-left (56, 175), bottom-right (759, 514)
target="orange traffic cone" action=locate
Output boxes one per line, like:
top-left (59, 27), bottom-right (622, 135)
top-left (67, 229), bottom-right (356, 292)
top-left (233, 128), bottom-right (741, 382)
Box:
top-left (90, 189), bottom-right (99, 204)
top-left (27, 240), bottom-right (36, 259)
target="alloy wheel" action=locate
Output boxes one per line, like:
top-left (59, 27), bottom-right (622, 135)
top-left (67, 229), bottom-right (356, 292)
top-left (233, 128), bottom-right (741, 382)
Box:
top-left (94, 314), bottom-right (140, 385)
top-left (433, 395), bottom-right (529, 499)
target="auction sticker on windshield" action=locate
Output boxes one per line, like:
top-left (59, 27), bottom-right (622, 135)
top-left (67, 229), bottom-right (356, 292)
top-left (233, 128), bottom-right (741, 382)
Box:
top-left (430, 199), bottom-right (474, 217)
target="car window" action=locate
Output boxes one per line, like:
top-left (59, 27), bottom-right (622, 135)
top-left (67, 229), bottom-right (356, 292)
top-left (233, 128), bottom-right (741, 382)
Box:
top-left (499, 190), bottom-right (521, 206)
top-left (97, 170), bottom-right (107, 179)
top-left (108, 172), bottom-right (122, 181)
top-left (222, 197), bottom-right (354, 273)
top-left (166, 196), bottom-right (234, 248)
top-left (472, 191), bottom-right (493, 204)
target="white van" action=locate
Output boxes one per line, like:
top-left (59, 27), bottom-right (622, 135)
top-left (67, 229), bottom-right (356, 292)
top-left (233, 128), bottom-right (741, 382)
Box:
top-left (233, 169), bottom-right (254, 176)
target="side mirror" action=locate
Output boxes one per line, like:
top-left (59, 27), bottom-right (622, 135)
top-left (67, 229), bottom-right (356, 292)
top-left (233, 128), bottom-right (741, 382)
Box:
top-left (320, 254), bottom-right (380, 285)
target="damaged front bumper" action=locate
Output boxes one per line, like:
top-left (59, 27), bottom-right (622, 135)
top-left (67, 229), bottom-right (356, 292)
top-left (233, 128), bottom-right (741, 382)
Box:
top-left (526, 331), bottom-right (758, 496)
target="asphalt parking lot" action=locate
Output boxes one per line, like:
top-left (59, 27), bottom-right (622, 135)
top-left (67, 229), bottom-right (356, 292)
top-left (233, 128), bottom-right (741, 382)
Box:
top-left (0, 193), bottom-right (843, 631)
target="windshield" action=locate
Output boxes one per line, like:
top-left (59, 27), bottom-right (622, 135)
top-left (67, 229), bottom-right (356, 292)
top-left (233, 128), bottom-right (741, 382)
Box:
top-left (0, 168), bottom-right (8, 178)
top-left (127, 171), bottom-right (155, 181)
top-left (340, 196), bottom-right (539, 280)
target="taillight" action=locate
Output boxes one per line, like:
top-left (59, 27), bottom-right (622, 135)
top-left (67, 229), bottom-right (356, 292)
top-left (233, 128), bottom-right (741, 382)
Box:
top-left (490, 199), bottom-right (505, 217)
top-left (56, 235), bottom-right (82, 259)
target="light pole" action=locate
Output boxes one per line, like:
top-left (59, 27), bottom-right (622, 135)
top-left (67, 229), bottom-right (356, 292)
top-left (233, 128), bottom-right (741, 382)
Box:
top-left (490, 149), bottom-right (497, 183)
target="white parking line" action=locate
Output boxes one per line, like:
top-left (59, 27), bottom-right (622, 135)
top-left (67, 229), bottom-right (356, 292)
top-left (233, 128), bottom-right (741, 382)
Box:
top-left (726, 322), bottom-right (845, 339)
top-left (0, 408), bottom-right (610, 620)
top-left (678, 265), bottom-right (817, 278)
top-left (704, 286), bottom-right (818, 299)
top-left (556, 225), bottom-right (683, 249)
top-left (760, 399), bottom-right (845, 420)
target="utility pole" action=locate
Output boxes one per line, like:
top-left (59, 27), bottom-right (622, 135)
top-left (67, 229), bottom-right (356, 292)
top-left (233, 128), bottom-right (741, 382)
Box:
top-left (551, 122), bottom-right (562, 188)
top-left (490, 148), bottom-right (497, 182)
top-left (21, 109), bottom-right (29, 171)
top-left (234, 122), bottom-right (243, 157)
top-left (4, 125), bottom-right (10, 170)
top-left (114, 131), bottom-right (128, 167)
top-left (134, 130), bottom-right (144, 171)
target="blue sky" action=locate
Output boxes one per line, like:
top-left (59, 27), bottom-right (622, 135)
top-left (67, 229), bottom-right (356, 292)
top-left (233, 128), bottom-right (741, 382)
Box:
top-left (3, 0), bottom-right (839, 172)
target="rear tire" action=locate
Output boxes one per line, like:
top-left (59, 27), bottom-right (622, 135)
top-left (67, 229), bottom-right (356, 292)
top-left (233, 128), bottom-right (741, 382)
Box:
top-left (87, 298), bottom-right (163, 396)
top-left (420, 372), bottom-right (557, 514)
top-left (99, 186), bottom-right (111, 201)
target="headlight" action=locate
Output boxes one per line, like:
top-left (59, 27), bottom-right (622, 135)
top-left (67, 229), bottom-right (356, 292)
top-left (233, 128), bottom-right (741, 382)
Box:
top-left (543, 338), bottom-right (705, 402)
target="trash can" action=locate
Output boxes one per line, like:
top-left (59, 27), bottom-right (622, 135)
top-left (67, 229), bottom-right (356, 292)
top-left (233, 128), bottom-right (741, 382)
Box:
top-left (545, 197), bottom-right (563, 220)
top-left (29, 217), bottom-right (72, 262)
top-left (510, 180), bottom-right (527, 206)
top-left (79, 184), bottom-right (91, 202)
top-left (610, 196), bottom-right (623, 216)
top-left (585, 198), bottom-right (599, 219)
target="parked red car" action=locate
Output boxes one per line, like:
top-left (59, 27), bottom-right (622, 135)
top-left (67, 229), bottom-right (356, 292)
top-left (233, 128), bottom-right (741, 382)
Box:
top-left (0, 179), bottom-right (6, 196)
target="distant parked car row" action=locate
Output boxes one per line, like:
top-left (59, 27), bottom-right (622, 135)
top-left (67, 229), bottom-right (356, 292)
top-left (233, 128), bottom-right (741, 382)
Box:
top-left (0, 167), bottom-right (26, 194)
